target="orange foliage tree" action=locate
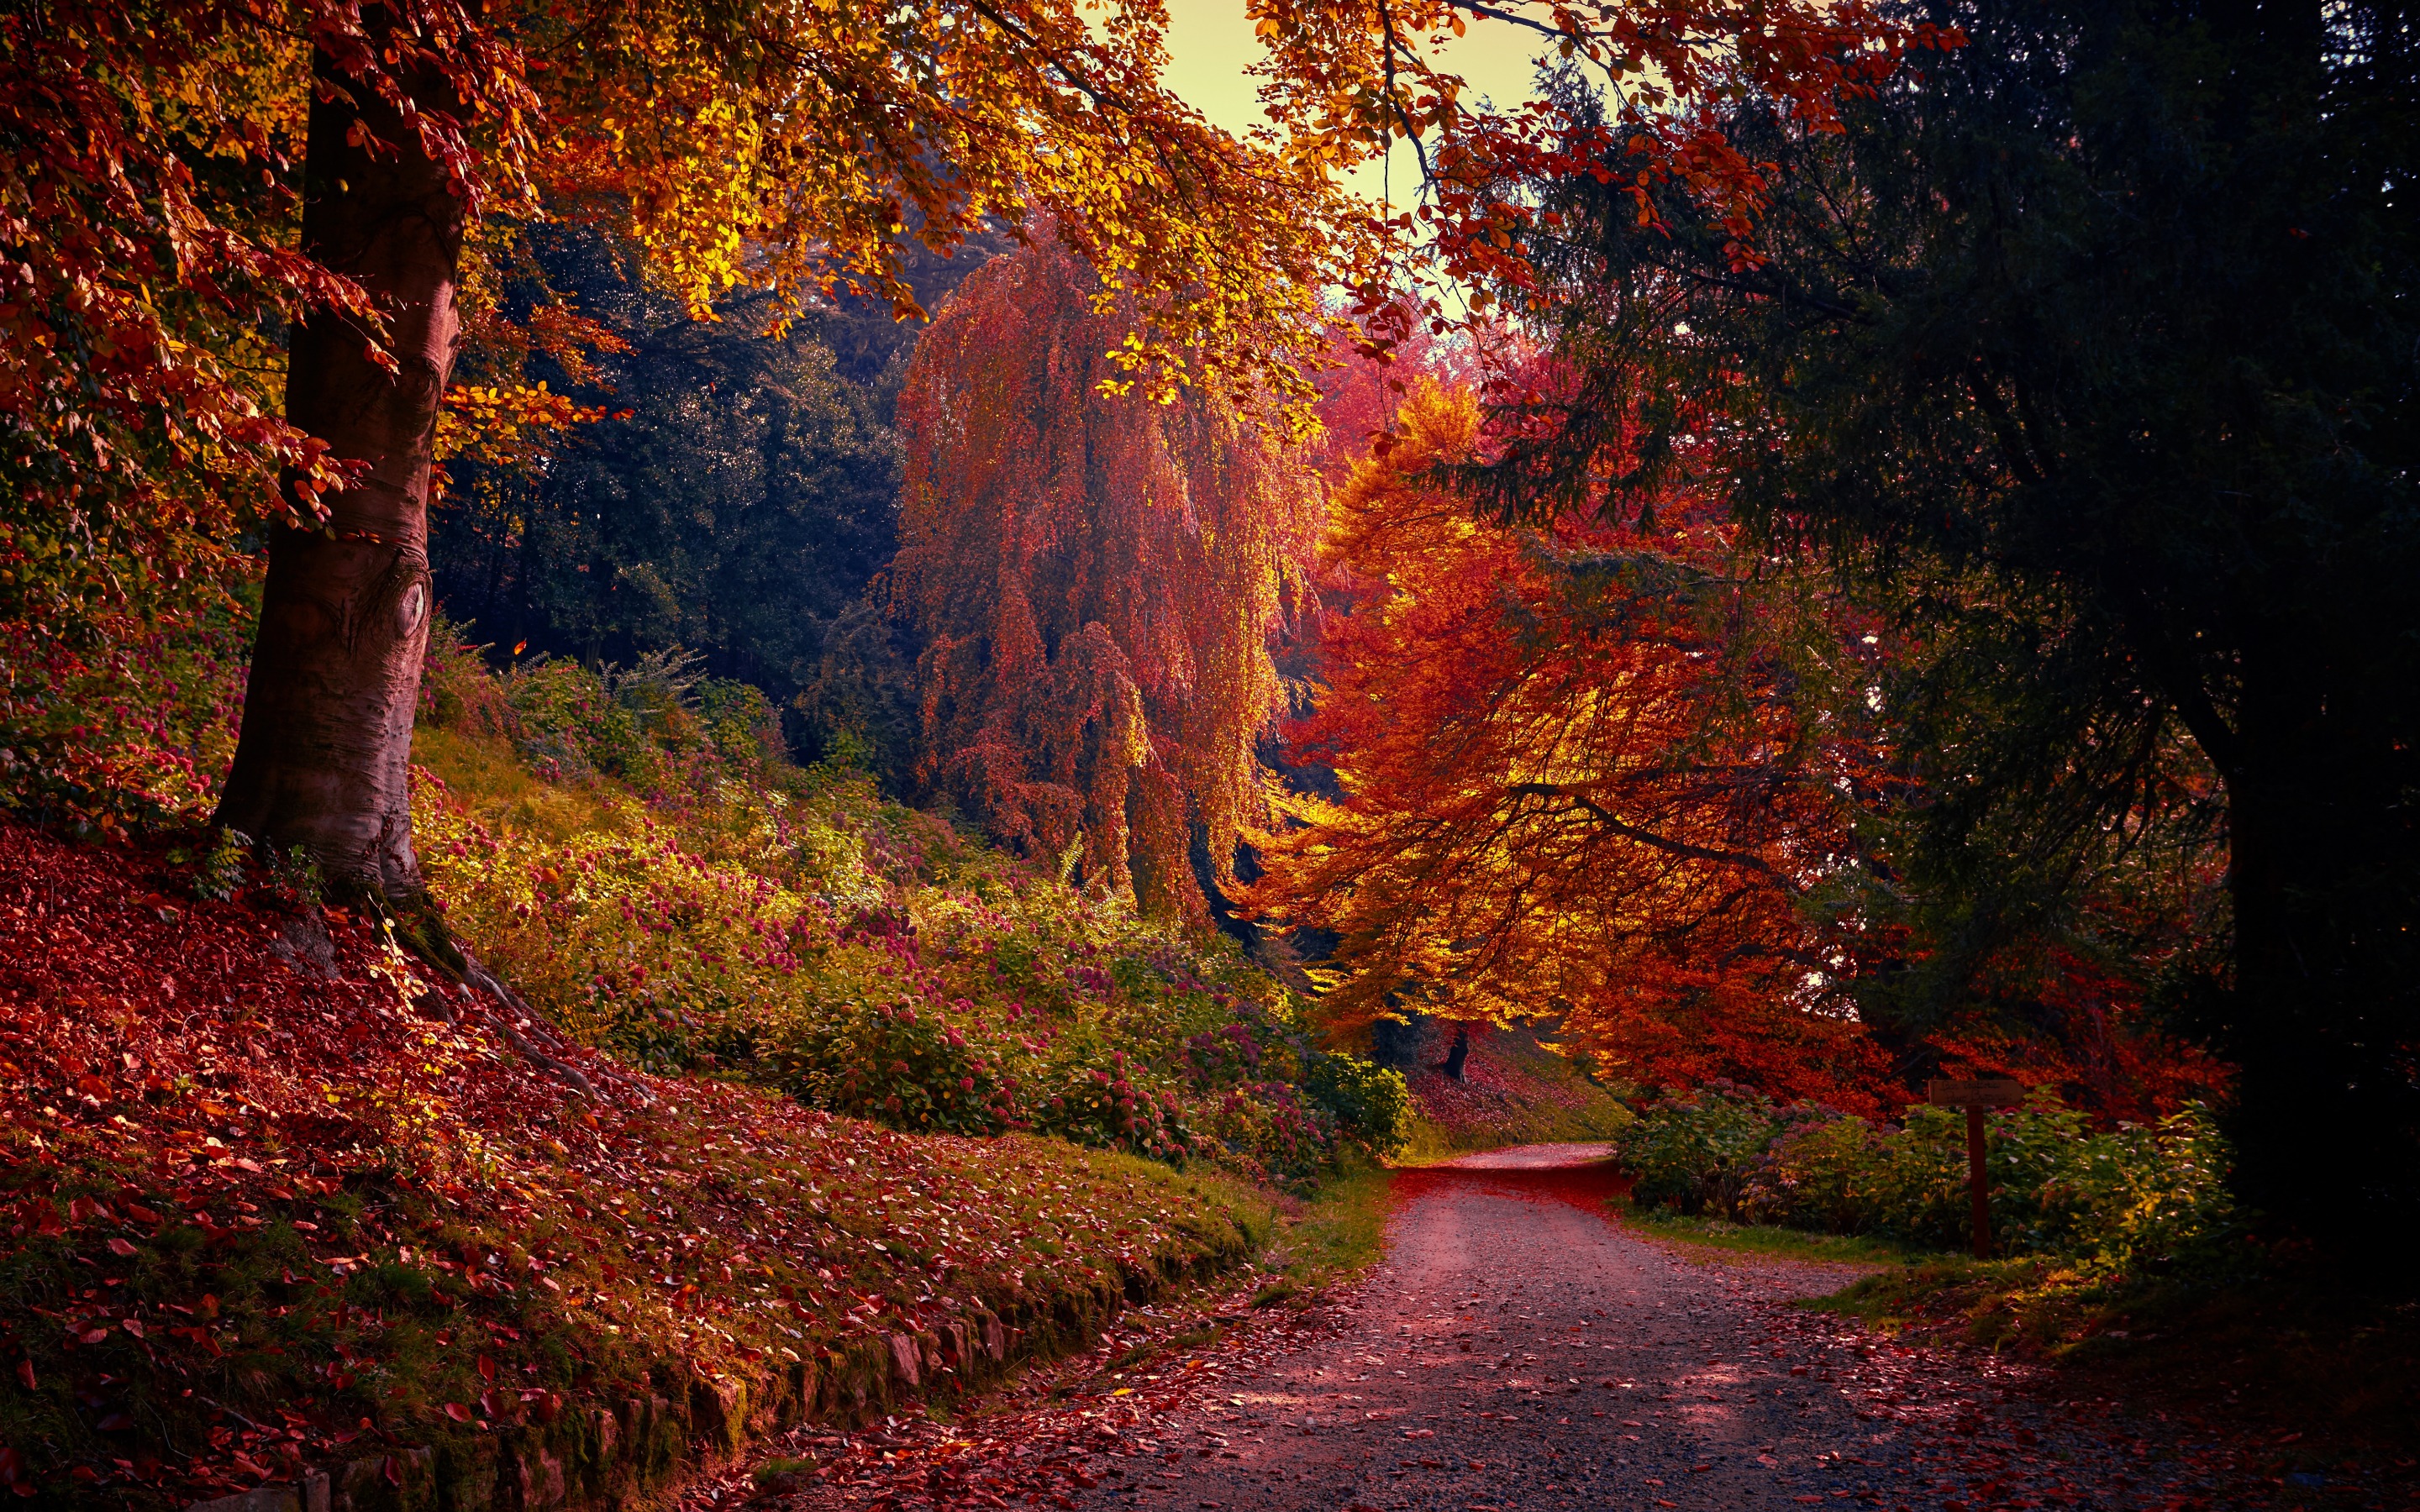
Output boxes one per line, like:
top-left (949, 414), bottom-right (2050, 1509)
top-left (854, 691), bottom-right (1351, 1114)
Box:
top-left (3, 0), bottom-right (1360, 900)
top-left (890, 241), bottom-right (1320, 922)
top-left (1244, 382), bottom-right (1891, 1107)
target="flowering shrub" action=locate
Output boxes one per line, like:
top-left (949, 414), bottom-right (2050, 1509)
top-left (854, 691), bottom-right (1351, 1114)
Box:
top-left (1615, 1082), bottom-right (2239, 1271)
top-left (414, 646), bottom-right (1397, 1183)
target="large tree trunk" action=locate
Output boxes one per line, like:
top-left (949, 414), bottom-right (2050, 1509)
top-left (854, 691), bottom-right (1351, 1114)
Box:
top-left (214, 41), bottom-right (466, 900)
top-left (2219, 638), bottom-right (2420, 1251)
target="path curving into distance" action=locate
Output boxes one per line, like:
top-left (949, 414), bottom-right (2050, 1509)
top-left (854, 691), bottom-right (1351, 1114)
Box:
top-left (734, 1144), bottom-right (2266, 1511)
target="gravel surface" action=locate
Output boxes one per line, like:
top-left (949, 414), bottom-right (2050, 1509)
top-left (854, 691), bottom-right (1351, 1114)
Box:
top-left (707, 1145), bottom-right (2281, 1512)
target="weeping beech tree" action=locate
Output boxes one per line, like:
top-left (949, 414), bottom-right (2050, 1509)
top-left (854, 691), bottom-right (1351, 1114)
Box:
top-left (890, 241), bottom-right (1319, 921)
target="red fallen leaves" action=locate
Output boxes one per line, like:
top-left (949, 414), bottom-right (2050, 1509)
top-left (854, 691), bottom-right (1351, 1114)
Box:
top-left (682, 1284), bottom-right (1351, 1512)
top-left (1731, 1294), bottom-right (2324, 1512)
top-left (0, 816), bottom-right (1270, 1501)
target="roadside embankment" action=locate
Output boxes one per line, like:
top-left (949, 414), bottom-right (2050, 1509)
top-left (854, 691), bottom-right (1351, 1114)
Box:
top-left (0, 817), bottom-right (1278, 1510)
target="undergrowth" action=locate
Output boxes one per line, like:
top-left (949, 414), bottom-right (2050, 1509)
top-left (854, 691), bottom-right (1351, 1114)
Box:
top-left (1247, 1160), bottom-right (1397, 1306)
top-left (1610, 1080), bottom-right (2240, 1278)
top-left (412, 632), bottom-right (1407, 1183)
top-left (0, 821), bottom-right (1276, 1507)
top-left (0, 625), bottom-right (1409, 1505)
top-left (1393, 1024), bottom-right (1632, 1165)
top-left (1616, 1206), bottom-right (1931, 1269)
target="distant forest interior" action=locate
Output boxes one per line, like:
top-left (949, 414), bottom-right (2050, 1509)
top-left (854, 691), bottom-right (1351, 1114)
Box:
top-left (427, 228), bottom-right (1002, 763)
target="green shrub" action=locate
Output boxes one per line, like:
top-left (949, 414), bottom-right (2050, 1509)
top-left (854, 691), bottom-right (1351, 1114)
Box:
top-left (1612, 1082), bottom-right (1782, 1214)
top-left (417, 648), bottom-right (1368, 1184)
top-left (1618, 1083), bottom-right (2239, 1273)
top-left (1301, 1051), bottom-right (1411, 1158)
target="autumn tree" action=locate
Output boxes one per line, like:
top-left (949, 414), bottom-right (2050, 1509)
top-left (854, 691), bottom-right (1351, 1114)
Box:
top-left (1241, 0), bottom-right (1957, 359)
top-left (1244, 382), bottom-right (1892, 1107)
top-left (1484, 3), bottom-right (2420, 1239)
top-left (889, 240), bottom-right (1320, 922)
top-left (4, 0), bottom-right (1356, 906)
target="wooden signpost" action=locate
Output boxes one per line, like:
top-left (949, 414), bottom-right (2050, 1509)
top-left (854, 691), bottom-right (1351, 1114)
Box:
top-left (1928, 1079), bottom-right (2026, 1258)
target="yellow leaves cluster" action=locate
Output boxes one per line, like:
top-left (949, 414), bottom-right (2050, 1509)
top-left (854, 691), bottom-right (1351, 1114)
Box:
top-left (434, 381), bottom-right (609, 477)
top-left (523, 0), bottom-right (1362, 428)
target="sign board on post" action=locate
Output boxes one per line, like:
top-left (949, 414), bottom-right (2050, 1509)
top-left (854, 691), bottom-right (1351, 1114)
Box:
top-left (1928, 1079), bottom-right (2026, 1258)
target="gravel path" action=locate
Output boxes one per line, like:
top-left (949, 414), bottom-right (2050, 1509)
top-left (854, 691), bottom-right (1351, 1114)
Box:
top-left (708, 1145), bottom-right (2275, 1512)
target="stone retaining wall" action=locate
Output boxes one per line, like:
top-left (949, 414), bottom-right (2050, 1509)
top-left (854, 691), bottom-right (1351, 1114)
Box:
top-left (185, 1238), bottom-right (1240, 1512)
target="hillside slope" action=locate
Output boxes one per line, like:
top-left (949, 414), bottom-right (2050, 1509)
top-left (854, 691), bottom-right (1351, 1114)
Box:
top-left (0, 819), bottom-right (1272, 1509)
top-left (1373, 1018), bottom-right (1634, 1163)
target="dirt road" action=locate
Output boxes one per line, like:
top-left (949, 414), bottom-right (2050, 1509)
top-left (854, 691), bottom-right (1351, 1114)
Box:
top-left (728, 1145), bottom-right (2266, 1511)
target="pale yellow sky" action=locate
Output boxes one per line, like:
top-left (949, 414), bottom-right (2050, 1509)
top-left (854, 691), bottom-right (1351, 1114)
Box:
top-left (1155, 0), bottom-right (1552, 206)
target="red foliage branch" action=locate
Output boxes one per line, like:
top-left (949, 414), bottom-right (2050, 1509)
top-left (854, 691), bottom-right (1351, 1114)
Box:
top-left (1244, 381), bottom-right (1892, 1105)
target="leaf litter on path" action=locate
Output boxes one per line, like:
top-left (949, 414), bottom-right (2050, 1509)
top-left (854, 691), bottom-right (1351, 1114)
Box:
top-left (704, 1150), bottom-right (2382, 1512)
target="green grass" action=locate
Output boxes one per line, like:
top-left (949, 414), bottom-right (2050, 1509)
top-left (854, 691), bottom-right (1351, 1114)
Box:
top-left (1813, 1253), bottom-right (2059, 1337)
top-left (1613, 1202), bottom-right (1946, 1268)
top-left (1249, 1158), bottom-right (1397, 1304)
top-left (413, 722), bottom-right (630, 844)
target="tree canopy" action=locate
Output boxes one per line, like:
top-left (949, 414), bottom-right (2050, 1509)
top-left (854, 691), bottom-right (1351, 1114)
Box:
top-left (429, 234), bottom-right (917, 732)
top-left (1468, 0), bottom-right (2419, 1237)
top-left (1245, 381), bottom-right (1891, 1108)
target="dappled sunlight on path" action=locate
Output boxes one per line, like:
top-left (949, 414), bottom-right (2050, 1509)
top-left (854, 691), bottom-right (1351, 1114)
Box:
top-left (712, 1146), bottom-right (2285, 1511)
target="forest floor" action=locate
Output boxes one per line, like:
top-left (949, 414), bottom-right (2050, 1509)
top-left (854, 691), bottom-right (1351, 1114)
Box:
top-left (723, 1145), bottom-right (2409, 1512)
top-left (0, 816), bottom-right (1280, 1509)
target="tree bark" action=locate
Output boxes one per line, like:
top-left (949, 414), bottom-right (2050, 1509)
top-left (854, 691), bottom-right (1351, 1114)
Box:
top-left (2220, 640), bottom-right (2420, 1248)
top-left (214, 39), bottom-right (466, 900)
top-left (1442, 1024), bottom-right (1470, 1082)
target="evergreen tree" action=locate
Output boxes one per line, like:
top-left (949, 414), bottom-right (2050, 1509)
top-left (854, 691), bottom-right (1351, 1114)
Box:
top-left (1491, 0), bottom-right (2420, 1242)
top-left (432, 242), bottom-right (911, 743)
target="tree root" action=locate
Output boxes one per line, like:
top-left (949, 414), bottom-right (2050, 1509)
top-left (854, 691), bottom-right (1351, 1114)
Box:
top-left (379, 884), bottom-right (654, 1107)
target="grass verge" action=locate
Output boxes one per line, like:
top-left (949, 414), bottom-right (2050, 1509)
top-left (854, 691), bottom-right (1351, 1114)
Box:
top-left (1612, 1203), bottom-right (1936, 1268)
top-left (1249, 1158), bottom-right (1397, 1306)
top-left (1393, 1024), bottom-right (1633, 1166)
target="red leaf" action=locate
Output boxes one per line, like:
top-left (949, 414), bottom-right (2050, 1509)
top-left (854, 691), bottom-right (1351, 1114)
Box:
top-left (443, 1402), bottom-right (473, 1423)
top-left (13, 1359), bottom-right (32, 1390)
top-left (107, 1237), bottom-right (138, 1257)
